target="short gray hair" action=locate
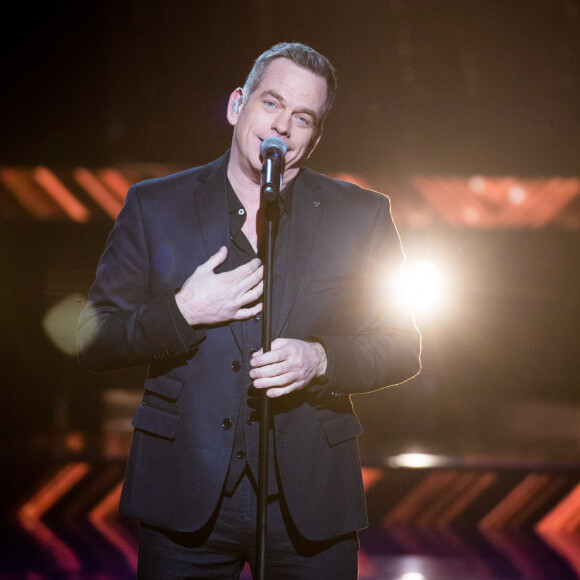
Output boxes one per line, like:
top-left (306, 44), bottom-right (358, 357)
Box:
top-left (242, 42), bottom-right (337, 125)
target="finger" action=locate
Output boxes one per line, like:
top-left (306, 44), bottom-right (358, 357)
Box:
top-left (267, 388), bottom-right (289, 398)
top-left (200, 246), bottom-right (228, 273)
top-left (219, 260), bottom-right (262, 292)
top-left (233, 302), bottom-right (263, 321)
top-left (235, 265), bottom-right (263, 292)
top-left (229, 258), bottom-right (262, 283)
top-left (252, 372), bottom-right (296, 390)
top-left (250, 346), bottom-right (286, 368)
top-left (250, 360), bottom-right (289, 380)
top-left (239, 280), bottom-right (263, 306)
top-left (266, 383), bottom-right (302, 398)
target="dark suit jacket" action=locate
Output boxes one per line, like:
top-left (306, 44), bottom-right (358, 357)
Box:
top-left (77, 152), bottom-right (421, 541)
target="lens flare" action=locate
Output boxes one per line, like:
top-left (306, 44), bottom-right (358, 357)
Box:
top-left (397, 260), bottom-right (444, 311)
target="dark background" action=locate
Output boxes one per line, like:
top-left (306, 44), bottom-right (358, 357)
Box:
top-left (3, 0), bottom-right (579, 175)
top-left (1, 0), bottom-right (579, 462)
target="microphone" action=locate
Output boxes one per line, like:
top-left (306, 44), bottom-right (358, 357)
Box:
top-left (260, 137), bottom-right (287, 202)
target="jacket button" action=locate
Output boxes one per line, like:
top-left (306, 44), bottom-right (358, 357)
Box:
top-left (232, 360), bottom-right (241, 372)
top-left (221, 418), bottom-right (232, 430)
top-left (236, 451), bottom-right (246, 459)
top-left (252, 314), bottom-right (261, 323)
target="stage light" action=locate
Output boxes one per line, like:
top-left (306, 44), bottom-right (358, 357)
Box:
top-left (387, 453), bottom-right (441, 468)
top-left (390, 558), bottom-right (428, 580)
top-left (396, 260), bottom-right (445, 312)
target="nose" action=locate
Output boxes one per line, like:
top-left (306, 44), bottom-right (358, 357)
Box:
top-left (271, 110), bottom-right (291, 137)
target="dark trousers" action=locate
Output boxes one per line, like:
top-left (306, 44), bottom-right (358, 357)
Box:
top-left (137, 472), bottom-right (359, 579)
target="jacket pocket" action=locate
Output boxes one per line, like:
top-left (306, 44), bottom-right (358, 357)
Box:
top-left (132, 402), bottom-right (180, 440)
top-left (144, 375), bottom-right (183, 402)
top-left (321, 413), bottom-right (363, 447)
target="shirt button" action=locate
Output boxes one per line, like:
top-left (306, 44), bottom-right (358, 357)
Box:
top-left (231, 360), bottom-right (241, 372)
top-left (236, 451), bottom-right (246, 459)
top-left (221, 418), bottom-right (232, 430)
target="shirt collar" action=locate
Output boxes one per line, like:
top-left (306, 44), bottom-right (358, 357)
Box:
top-left (226, 172), bottom-right (298, 219)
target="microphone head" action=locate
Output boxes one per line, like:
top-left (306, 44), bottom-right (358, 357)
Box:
top-left (260, 137), bottom-right (287, 157)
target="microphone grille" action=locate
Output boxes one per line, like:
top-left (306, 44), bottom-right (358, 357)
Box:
top-left (260, 137), bottom-right (287, 156)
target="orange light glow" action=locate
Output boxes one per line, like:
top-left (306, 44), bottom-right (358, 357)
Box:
top-left (74, 168), bottom-right (123, 219)
top-left (33, 166), bottom-right (90, 223)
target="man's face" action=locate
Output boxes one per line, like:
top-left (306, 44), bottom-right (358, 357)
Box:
top-left (228, 58), bottom-right (328, 180)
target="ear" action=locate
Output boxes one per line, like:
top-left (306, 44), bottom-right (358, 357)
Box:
top-left (305, 125), bottom-right (323, 159)
top-left (226, 88), bottom-right (244, 126)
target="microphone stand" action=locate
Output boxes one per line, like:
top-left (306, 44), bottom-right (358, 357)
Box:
top-left (256, 189), bottom-right (280, 580)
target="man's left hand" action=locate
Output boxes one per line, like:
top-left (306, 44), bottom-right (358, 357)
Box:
top-left (249, 338), bottom-right (327, 398)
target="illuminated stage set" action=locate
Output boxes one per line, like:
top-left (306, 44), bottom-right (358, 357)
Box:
top-left (2, 2), bottom-right (580, 579)
top-left (1, 166), bottom-right (579, 579)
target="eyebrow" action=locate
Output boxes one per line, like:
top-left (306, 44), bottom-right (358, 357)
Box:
top-left (260, 89), bottom-right (319, 125)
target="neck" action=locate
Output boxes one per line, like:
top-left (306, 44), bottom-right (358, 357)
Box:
top-left (226, 163), bottom-right (260, 214)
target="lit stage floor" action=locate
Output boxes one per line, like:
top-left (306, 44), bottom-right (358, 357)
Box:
top-left (2, 456), bottom-right (580, 579)
top-left (2, 520), bottom-right (579, 579)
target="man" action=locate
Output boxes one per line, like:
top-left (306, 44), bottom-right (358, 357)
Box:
top-left (77, 42), bottom-right (421, 578)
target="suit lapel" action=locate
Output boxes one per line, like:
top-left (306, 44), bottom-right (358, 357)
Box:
top-left (192, 158), bottom-right (325, 345)
top-left (193, 153), bottom-right (244, 350)
top-left (194, 153), bottom-right (231, 265)
top-left (274, 170), bottom-right (325, 337)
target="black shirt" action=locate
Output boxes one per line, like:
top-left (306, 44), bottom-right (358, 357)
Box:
top-left (223, 173), bottom-right (295, 495)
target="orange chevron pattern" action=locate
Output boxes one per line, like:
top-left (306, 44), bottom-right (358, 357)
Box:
top-left (537, 482), bottom-right (580, 533)
top-left (1, 166), bottom-right (580, 229)
top-left (383, 470), bottom-right (498, 528)
top-left (3, 461), bottom-right (580, 578)
top-left (539, 532), bottom-right (580, 577)
top-left (88, 481), bottom-right (138, 572)
top-left (412, 176), bottom-right (580, 228)
top-left (18, 462), bottom-right (91, 520)
top-left (364, 467), bottom-right (580, 531)
top-left (481, 473), bottom-right (571, 530)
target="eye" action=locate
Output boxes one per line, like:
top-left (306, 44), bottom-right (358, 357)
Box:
top-left (295, 115), bottom-right (312, 127)
top-left (264, 100), bottom-right (277, 109)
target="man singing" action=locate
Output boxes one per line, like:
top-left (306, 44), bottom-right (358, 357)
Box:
top-left (77, 42), bottom-right (421, 579)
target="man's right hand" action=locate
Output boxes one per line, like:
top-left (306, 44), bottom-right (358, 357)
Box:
top-left (175, 246), bottom-right (263, 326)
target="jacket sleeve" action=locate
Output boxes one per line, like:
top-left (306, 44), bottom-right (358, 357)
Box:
top-left (76, 184), bottom-right (205, 372)
top-left (312, 195), bottom-right (421, 395)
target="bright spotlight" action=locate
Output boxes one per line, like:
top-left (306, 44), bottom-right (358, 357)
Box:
top-left (397, 260), bottom-right (445, 311)
top-left (387, 453), bottom-right (441, 468)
